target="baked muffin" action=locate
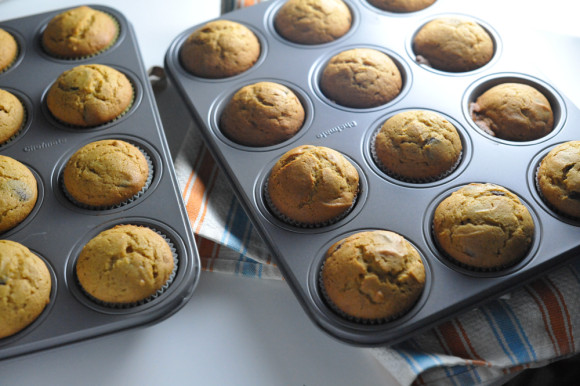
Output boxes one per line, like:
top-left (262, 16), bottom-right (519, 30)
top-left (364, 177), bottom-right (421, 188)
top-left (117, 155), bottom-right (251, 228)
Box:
top-left (321, 230), bottom-right (425, 321)
top-left (76, 224), bottom-right (175, 304)
top-left (180, 20), bottom-right (260, 78)
top-left (413, 17), bottom-right (494, 72)
top-left (42, 6), bottom-right (119, 59)
top-left (0, 28), bottom-right (18, 73)
top-left (320, 48), bottom-right (402, 108)
top-left (368, 0), bottom-right (436, 12)
top-left (471, 83), bottom-right (554, 141)
top-left (0, 240), bottom-right (51, 339)
top-left (433, 183), bottom-right (534, 270)
top-left (536, 141), bottom-right (580, 218)
top-left (267, 145), bottom-right (359, 225)
top-left (63, 139), bottom-right (150, 208)
top-left (0, 155), bottom-right (38, 233)
top-left (274, 0), bottom-right (352, 44)
top-left (0, 89), bottom-right (25, 145)
top-left (220, 82), bottom-right (305, 147)
top-left (46, 64), bottom-right (134, 127)
top-left (374, 110), bottom-right (462, 181)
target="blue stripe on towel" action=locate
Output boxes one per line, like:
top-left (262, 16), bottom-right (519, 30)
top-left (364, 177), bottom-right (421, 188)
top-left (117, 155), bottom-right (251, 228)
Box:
top-left (482, 301), bottom-right (532, 365)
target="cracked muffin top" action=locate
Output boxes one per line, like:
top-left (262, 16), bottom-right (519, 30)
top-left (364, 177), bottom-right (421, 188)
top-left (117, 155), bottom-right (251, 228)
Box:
top-left (321, 230), bottom-right (425, 321)
top-left (0, 88), bottom-right (25, 145)
top-left (42, 6), bottom-right (119, 59)
top-left (470, 83), bottom-right (554, 141)
top-left (63, 139), bottom-right (150, 208)
top-left (433, 183), bottom-right (534, 270)
top-left (536, 141), bottom-right (580, 219)
top-left (0, 240), bottom-right (51, 339)
top-left (368, 0), bottom-right (436, 13)
top-left (75, 224), bottom-right (174, 304)
top-left (46, 64), bottom-right (133, 127)
top-left (0, 28), bottom-right (18, 73)
top-left (413, 17), bottom-right (494, 72)
top-left (0, 155), bottom-right (38, 234)
top-left (274, 0), bottom-right (352, 45)
top-left (267, 145), bottom-right (359, 225)
top-left (180, 20), bottom-right (260, 78)
top-left (320, 48), bottom-right (402, 108)
top-left (374, 110), bottom-right (462, 181)
top-left (220, 81), bottom-right (305, 147)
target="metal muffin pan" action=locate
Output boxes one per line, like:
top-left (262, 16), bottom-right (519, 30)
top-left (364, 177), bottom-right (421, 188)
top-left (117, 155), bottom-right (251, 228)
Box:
top-left (165, 0), bottom-right (580, 346)
top-left (0, 5), bottom-right (200, 360)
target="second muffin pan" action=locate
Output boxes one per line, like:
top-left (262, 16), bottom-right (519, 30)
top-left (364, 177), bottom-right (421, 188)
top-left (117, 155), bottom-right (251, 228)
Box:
top-left (165, 0), bottom-right (579, 345)
top-left (0, 6), bottom-right (200, 359)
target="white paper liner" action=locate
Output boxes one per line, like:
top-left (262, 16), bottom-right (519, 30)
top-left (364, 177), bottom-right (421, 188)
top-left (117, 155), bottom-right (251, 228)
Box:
top-left (61, 143), bottom-right (153, 210)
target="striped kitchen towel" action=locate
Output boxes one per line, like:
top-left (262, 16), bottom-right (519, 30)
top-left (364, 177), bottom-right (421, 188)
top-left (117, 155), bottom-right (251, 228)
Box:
top-left (173, 116), bottom-right (580, 386)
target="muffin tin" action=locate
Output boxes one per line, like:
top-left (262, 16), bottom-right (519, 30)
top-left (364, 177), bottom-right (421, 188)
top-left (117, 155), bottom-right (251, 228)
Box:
top-left (0, 5), bottom-right (200, 359)
top-left (165, 0), bottom-right (580, 346)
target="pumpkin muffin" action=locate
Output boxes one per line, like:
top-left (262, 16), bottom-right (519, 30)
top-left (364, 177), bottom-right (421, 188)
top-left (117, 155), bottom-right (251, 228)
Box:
top-left (180, 20), bottom-right (260, 78)
top-left (413, 17), bottom-right (494, 72)
top-left (320, 48), bottom-right (402, 108)
top-left (267, 145), bottom-right (359, 225)
top-left (0, 240), bottom-right (52, 339)
top-left (274, 0), bottom-right (352, 44)
top-left (0, 28), bottom-right (18, 73)
top-left (0, 89), bottom-right (25, 145)
top-left (368, 0), bottom-right (436, 13)
top-left (470, 83), bottom-right (554, 141)
top-left (76, 224), bottom-right (175, 305)
top-left (42, 6), bottom-right (119, 59)
top-left (373, 110), bottom-right (462, 181)
top-left (321, 230), bottom-right (426, 321)
top-left (0, 155), bottom-right (38, 233)
top-left (46, 64), bottom-right (134, 127)
top-left (220, 81), bottom-right (305, 147)
top-left (433, 183), bottom-right (534, 270)
top-left (63, 139), bottom-right (150, 208)
top-left (536, 141), bottom-right (580, 219)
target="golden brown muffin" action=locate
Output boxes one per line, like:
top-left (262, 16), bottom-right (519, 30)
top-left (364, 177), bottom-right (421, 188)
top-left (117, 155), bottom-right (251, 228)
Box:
top-left (63, 139), bottom-right (150, 208)
top-left (537, 141), bottom-right (580, 218)
top-left (76, 224), bottom-right (175, 304)
top-left (433, 183), bottom-right (534, 270)
top-left (42, 6), bottom-right (118, 59)
top-left (274, 0), bottom-right (352, 44)
top-left (368, 0), bottom-right (436, 12)
top-left (0, 89), bottom-right (25, 145)
top-left (321, 230), bottom-right (425, 321)
top-left (46, 64), bottom-right (134, 127)
top-left (413, 17), bottom-right (494, 72)
top-left (267, 145), bottom-right (359, 225)
top-left (320, 48), bottom-right (402, 108)
top-left (220, 82), bottom-right (305, 147)
top-left (471, 83), bottom-right (554, 141)
top-left (180, 20), bottom-right (260, 78)
top-left (0, 155), bottom-right (38, 233)
top-left (0, 28), bottom-right (18, 73)
top-left (374, 110), bottom-right (462, 181)
top-left (0, 240), bottom-right (51, 339)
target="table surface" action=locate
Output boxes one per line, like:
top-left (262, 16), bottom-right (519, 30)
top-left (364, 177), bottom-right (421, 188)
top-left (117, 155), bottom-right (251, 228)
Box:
top-left (0, 1), bottom-right (578, 385)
